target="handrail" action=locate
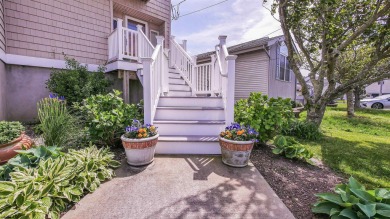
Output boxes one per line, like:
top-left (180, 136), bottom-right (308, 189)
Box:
top-left (215, 46), bottom-right (227, 77)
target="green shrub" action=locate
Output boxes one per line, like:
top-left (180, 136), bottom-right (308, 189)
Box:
top-left (76, 90), bottom-right (143, 147)
top-left (37, 98), bottom-right (82, 147)
top-left (282, 120), bottom-right (322, 140)
top-left (0, 121), bottom-right (25, 145)
top-left (0, 146), bottom-right (63, 181)
top-left (0, 146), bottom-right (120, 219)
top-left (272, 135), bottom-right (313, 162)
top-left (312, 176), bottom-right (390, 218)
top-left (45, 56), bottom-right (111, 105)
top-left (235, 92), bottom-right (294, 143)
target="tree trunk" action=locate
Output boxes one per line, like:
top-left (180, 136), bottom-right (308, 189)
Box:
top-left (346, 90), bottom-right (355, 117)
top-left (354, 88), bottom-right (361, 109)
top-left (306, 103), bottom-right (327, 127)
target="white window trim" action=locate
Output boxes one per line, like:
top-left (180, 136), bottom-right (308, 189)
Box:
top-left (277, 53), bottom-right (292, 82)
top-left (150, 30), bottom-right (159, 36)
top-left (125, 15), bottom-right (149, 37)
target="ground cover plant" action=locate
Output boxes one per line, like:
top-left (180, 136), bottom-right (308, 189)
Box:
top-left (299, 103), bottom-right (390, 188)
top-left (312, 177), bottom-right (390, 218)
top-left (272, 135), bottom-right (312, 163)
top-left (0, 146), bottom-right (120, 219)
top-left (235, 92), bottom-right (293, 143)
top-left (282, 120), bottom-right (322, 140)
top-left (76, 90), bottom-right (142, 147)
top-left (0, 146), bottom-right (63, 181)
top-left (0, 121), bottom-right (25, 145)
top-left (46, 56), bottom-right (111, 106)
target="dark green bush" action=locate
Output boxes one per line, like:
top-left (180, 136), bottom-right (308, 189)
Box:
top-left (0, 146), bottom-right (120, 219)
top-left (37, 98), bottom-right (83, 147)
top-left (45, 56), bottom-right (111, 105)
top-left (235, 92), bottom-right (294, 143)
top-left (272, 135), bottom-right (313, 162)
top-left (76, 90), bottom-right (143, 147)
top-left (282, 120), bottom-right (322, 140)
top-left (0, 121), bottom-right (25, 145)
top-left (312, 177), bottom-right (390, 218)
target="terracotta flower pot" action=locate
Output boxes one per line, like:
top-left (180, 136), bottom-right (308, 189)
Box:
top-left (0, 133), bottom-right (34, 164)
top-left (219, 137), bottom-right (254, 167)
top-left (121, 134), bottom-right (159, 166)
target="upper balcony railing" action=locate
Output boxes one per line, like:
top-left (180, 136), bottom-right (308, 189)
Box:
top-left (108, 19), bottom-right (154, 62)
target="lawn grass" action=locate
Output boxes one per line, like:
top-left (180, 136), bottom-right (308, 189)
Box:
top-left (299, 103), bottom-right (390, 188)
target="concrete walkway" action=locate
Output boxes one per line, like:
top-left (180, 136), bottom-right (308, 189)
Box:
top-left (63, 156), bottom-right (295, 219)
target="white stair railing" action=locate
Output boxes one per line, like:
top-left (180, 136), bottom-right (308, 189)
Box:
top-left (107, 19), bottom-right (154, 62)
top-left (215, 36), bottom-right (237, 125)
top-left (170, 37), bottom-right (219, 96)
top-left (142, 36), bottom-right (169, 124)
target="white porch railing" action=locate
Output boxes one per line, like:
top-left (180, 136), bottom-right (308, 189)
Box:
top-left (142, 36), bottom-right (169, 124)
top-left (108, 19), bottom-right (154, 62)
top-left (169, 36), bottom-right (237, 125)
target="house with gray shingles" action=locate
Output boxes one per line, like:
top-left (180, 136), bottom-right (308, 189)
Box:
top-left (0, 0), bottom-right (241, 154)
top-left (197, 36), bottom-right (297, 102)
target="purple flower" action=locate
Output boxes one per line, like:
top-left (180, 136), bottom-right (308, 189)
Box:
top-left (125, 126), bottom-right (139, 133)
top-left (49, 93), bottom-right (58, 99)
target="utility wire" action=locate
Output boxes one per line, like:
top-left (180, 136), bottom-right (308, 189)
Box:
top-left (173, 0), bottom-right (229, 20)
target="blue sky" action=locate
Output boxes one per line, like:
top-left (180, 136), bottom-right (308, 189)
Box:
top-left (171, 0), bottom-right (282, 55)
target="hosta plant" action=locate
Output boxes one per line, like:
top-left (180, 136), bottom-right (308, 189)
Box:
top-left (0, 121), bottom-right (25, 145)
top-left (0, 146), bottom-right (63, 181)
top-left (0, 146), bottom-right (120, 219)
top-left (272, 135), bottom-right (312, 162)
top-left (312, 177), bottom-right (390, 218)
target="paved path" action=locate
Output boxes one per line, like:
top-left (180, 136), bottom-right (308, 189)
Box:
top-left (63, 155), bottom-right (295, 219)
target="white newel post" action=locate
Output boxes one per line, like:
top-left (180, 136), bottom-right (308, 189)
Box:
top-left (156, 36), bottom-right (167, 94)
top-left (192, 55), bottom-right (197, 95)
top-left (141, 57), bottom-right (153, 124)
top-left (117, 19), bottom-right (123, 60)
top-left (137, 25), bottom-right (144, 61)
top-left (226, 55), bottom-right (237, 125)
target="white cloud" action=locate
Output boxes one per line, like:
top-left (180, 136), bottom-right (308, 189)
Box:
top-left (172, 0), bottom-right (281, 54)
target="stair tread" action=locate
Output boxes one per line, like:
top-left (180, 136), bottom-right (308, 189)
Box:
top-left (169, 89), bottom-right (191, 92)
top-left (154, 120), bottom-right (225, 124)
top-left (156, 106), bottom-right (224, 110)
top-left (159, 135), bottom-right (219, 142)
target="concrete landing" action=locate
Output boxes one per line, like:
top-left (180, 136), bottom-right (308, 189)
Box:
top-left (63, 156), bottom-right (295, 219)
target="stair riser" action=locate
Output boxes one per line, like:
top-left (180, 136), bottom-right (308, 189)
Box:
top-left (169, 73), bottom-right (181, 79)
top-left (156, 123), bottom-right (224, 135)
top-left (169, 84), bottom-right (191, 91)
top-left (168, 91), bottom-right (192, 97)
top-left (155, 109), bottom-right (225, 120)
top-left (169, 78), bottom-right (186, 85)
top-left (159, 98), bottom-right (224, 107)
top-left (156, 141), bottom-right (221, 154)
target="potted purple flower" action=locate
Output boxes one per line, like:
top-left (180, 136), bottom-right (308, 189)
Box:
top-left (219, 123), bottom-right (259, 167)
top-left (121, 119), bottom-right (159, 166)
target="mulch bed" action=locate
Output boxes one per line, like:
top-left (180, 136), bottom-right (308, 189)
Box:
top-left (250, 144), bottom-right (345, 219)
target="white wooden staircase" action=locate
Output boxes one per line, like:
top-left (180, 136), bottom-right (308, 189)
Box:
top-left (140, 35), bottom-right (237, 154)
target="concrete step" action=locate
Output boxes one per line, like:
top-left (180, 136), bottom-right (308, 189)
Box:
top-left (168, 90), bottom-right (192, 97)
top-left (156, 135), bottom-right (221, 154)
top-left (169, 72), bottom-right (181, 79)
top-left (169, 84), bottom-right (191, 91)
top-left (155, 106), bottom-right (225, 120)
top-left (159, 96), bottom-right (224, 107)
top-left (169, 77), bottom-right (186, 85)
top-left (154, 120), bottom-right (225, 135)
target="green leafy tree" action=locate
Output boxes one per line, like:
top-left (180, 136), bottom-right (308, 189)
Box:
top-left (46, 56), bottom-right (111, 105)
top-left (265, 0), bottom-right (390, 126)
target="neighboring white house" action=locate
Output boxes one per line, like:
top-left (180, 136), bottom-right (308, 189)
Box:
top-left (365, 80), bottom-right (390, 97)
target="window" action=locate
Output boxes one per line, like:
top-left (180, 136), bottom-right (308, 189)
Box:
top-left (125, 16), bottom-right (147, 33)
top-left (276, 44), bottom-right (292, 82)
top-left (150, 30), bottom-right (159, 47)
top-left (113, 19), bottom-right (117, 30)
